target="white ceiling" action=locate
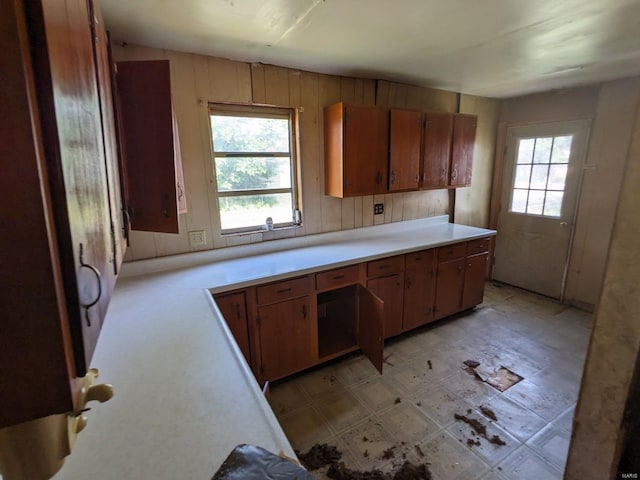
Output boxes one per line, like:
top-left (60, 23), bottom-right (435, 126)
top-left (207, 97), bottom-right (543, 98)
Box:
top-left (102, 0), bottom-right (640, 98)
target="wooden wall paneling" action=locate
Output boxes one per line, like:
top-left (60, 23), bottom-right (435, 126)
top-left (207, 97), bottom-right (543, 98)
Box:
top-left (362, 196), bottom-right (374, 226)
top-left (455, 94), bottom-right (500, 228)
top-left (264, 64), bottom-right (290, 106)
top-left (339, 77), bottom-right (357, 229)
top-left (319, 74), bottom-right (343, 232)
top-left (383, 194), bottom-right (394, 223)
top-left (375, 80), bottom-right (391, 107)
top-left (250, 63), bottom-right (267, 104)
top-left (210, 57), bottom-right (252, 103)
top-left (362, 79), bottom-right (376, 105)
top-left (391, 194), bottom-right (404, 222)
top-left (288, 70), bottom-right (302, 107)
top-left (354, 197), bottom-right (363, 228)
top-left (402, 191), bottom-right (420, 220)
top-left (298, 71), bottom-right (321, 235)
top-left (373, 194), bottom-right (385, 225)
top-left (564, 78), bottom-right (640, 306)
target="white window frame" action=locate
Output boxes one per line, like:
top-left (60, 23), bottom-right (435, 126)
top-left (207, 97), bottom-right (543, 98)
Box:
top-left (209, 103), bottom-right (301, 235)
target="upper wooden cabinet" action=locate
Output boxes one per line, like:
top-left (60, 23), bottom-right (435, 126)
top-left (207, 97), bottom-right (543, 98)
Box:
top-left (324, 102), bottom-right (389, 197)
top-left (115, 60), bottom-right (183, 233)
top-left (422, 112), bottom-right (477, 189)
top-left (450, 114), bottom-right (477, 187)
top-left (422, 112), bottom-right (454, 189)
top-left (389, 109), bottom-right (422, 191)
top-left (1, 0), bottom-right (124, 428)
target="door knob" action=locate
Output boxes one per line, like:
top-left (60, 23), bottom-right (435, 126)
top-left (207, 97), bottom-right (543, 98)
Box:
top-left (85, 383), bottom-right (114, 403)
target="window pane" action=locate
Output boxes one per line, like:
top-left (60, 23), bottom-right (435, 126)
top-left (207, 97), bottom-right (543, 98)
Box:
top-left (530, 164), bottom-right (550, 189)
top-left (215, 157), bottom-right (291, 191)
top-left (517, 138), bottom-right (535, 164)
top-left (544, 191), bottom-right (564, 217)
top-left (211, 115), bottom-right (290, 153)
top-left (526, 190), bottom-right (545, 215)
top-left (219, 193), bottom-right (293, 230)
top-left (548, 164), bottom-right (568, 190)
top-left (514, 164), bottom-right (531, 189)
top-left (533, 137), bottom-right (553, 163)
top-left (511, 189), bottom-right (528, 213)
top-left (551, 135), bottom-right (573, 163)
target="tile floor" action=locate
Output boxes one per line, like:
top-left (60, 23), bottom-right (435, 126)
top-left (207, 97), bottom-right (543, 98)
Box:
top-left (269, 282), bottom-right (593, 479)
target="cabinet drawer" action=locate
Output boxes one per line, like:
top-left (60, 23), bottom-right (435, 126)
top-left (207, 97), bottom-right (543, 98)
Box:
top-left (405, 249), bottom-right (434, 269)
top-left (316, 265), bottom-right (360, 291)
top-left (437, 242), bottom-right (467, 263)
top-left (467, 237), bottom-right (491, 256)
top-left (257, 276), bottom-right (312, 305)
top-left (367, 256), bottom-right (404, 278)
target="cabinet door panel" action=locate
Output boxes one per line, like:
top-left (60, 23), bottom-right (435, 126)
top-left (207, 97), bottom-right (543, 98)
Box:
top-left (422, 112), bottom-right (453, 188)
top-left (462, 253), bottom-right (488, 310)
top-left (215, 292), bottom-right (251, 363)
top-left (389, 109), bottom-right (421, 191)
top-left (450, 114), bottom-right (477, 186)
top-left (344, 105), bottom-right (389, 196)
top-left (34, 0), bottom-right (114, 374)
top-left (89, 0), bottom-right (126, 277)
top-left (116, 60), bottom-right (179, 233)
top-left (403, 267), bottom-right (435, 330)
top-left (258, 296), bottom-right (317, 381)
top-left (357, 286), bottom-right (384, 374)
top-left (367, 275), bottom-right (404, 338)
top-left (434, 259), bottom-right (465, 320)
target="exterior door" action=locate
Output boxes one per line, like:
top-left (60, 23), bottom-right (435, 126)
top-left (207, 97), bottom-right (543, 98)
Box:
top-left (494, 121), bottom-right (590, 299)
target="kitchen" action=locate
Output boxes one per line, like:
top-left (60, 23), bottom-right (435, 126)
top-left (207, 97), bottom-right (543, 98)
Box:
top-left (1, 1), bottom-right (639, 479)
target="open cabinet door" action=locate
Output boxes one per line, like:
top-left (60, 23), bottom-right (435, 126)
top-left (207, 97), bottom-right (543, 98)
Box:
top-left (357, 285), bottom-right (384, 374)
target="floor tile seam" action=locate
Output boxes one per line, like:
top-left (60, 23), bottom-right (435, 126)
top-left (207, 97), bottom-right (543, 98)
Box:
top-left (497, 443), bottom-right (564, 476)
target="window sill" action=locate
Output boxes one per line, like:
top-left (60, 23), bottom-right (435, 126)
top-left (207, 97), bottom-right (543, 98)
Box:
top-left (221, 224), bottom-right (302, 237)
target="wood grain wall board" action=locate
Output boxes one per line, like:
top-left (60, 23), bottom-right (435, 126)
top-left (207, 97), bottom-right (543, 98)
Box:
top-left (210, 57), bottom-right (252, 103)
top-left (297, 71), bottom-right (321, 236)
top-left (564, 78), bottom-right (640, 305)
top-left (402, 191), bottom-right (420, 221)
top-left (264, 64), bottom-right (291, 106)
top-left (455, 94), bottom-right (500, 228)
top-left (250, 63), bottom-right (267, 104)
top-left (318, 74), bottom-right (343, 232)
top-left (391, 194), bottom-right (404, 223)
top-left (362, 195), bottom-right (374, 226)
top-left (354, 197), bottom-right (363, 228)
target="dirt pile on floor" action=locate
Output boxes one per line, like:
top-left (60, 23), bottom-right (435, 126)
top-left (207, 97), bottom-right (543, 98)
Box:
top-left (297, 444), bottom-right (432, 480)
top-left (453, 413), bottom-right (507, 447)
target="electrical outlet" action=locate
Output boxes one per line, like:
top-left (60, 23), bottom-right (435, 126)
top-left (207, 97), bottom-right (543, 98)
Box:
top-left (189, 230), bottom-right (207, 247)
top-left (374, 203), bottom-right (384, 215)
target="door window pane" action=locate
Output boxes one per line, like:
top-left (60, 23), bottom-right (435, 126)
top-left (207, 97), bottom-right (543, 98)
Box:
top-left (510, 134), bottom-right (573, 218)
top-left (533, 137), bottom-right (553, 163)
top-left (517, 138), bottom-right (535, 164)
top-left (526, 190), bottom-right (545, 215)
top-left (511, 189), bottom-right (528, 213)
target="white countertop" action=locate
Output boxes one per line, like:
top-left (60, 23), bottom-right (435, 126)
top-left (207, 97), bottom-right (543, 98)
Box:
top-left (55, 216), bottom-right (495, 480)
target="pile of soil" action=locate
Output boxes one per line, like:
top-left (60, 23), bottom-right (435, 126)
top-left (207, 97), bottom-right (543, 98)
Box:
top-left (296, 444), bottom-right (432, 480)
top-left (296, 443), bottom-right (342, 470)
top-left (453, 413), bottom-right (507, 447)
top-left (479, 405), bottom-right (498, 421)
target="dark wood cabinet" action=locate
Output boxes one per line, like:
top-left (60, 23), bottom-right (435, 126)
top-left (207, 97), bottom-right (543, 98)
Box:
top-left (324, 102), bottom-right (389, 197)
top-left (115, 60), bottom-right (181, 233)
top-left (257, 296), bottom-right (317, 381)
top-left (421, 112), bottom-right (477, 189)
top-left (1, 0), bottom-right (124, 428)
top-left (422, 112), bottom-right (454, 189)
top-left (450, 114), bottom-right (477, 187)
top-left (366, 256), bottom-right (405, 339)
top-left (403, 250), bottom-right (436, 330)
top-left (462, 253), bottom-right (489, 310)
top-left (214, 292), bottom-right (252, 363)
top-left (434, 258), bottom-right (466, 320)
top-left (389, 109), bottom-right (422, 191)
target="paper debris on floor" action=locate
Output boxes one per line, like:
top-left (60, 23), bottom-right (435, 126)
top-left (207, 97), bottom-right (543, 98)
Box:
top-left (462, 360), bottom-right (523, 392)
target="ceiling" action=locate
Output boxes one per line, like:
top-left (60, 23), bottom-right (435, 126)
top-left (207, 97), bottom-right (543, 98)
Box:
top-left (102, 0), bottom-right (640, 98)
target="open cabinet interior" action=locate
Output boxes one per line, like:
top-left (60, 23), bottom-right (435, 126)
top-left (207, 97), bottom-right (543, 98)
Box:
top-left (317, 285), bottom-right (358, 359)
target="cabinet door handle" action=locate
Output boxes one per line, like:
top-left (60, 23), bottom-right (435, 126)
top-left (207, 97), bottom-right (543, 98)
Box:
top-left (390, 171), bottom-right (397, 184)
top-left (457, 264), bottom-right (463, 272)
top-left (451, 168), bottom-right (458, 181)
top-left (302, 304), bottom-right (307, 318)
top-left (79, 243), bottom-right (102, 327)
top-left (406, 277), bottom-right (412, 289)
top-left (332, 274), bottom-right (345, 280)
top-left (277, 287), bottom-right (292, 294)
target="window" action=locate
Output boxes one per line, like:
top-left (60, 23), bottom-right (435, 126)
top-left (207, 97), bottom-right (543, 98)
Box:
top-left (209, 104), bottom-right (300, 234)
top-left (510, 134), bottom-right (573, 217)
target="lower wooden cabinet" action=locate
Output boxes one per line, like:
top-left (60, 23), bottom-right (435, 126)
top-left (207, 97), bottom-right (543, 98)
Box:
top-left (462, 253), bottom-right (489, 310)
top-left (214, 291), bottom-right (251, 363)
top-left (403, 250), bottom-right (436, 330)
top-left (212, 236), bottom-right (491, 385)
top-left (257, 296), bottom-right (318, 381)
